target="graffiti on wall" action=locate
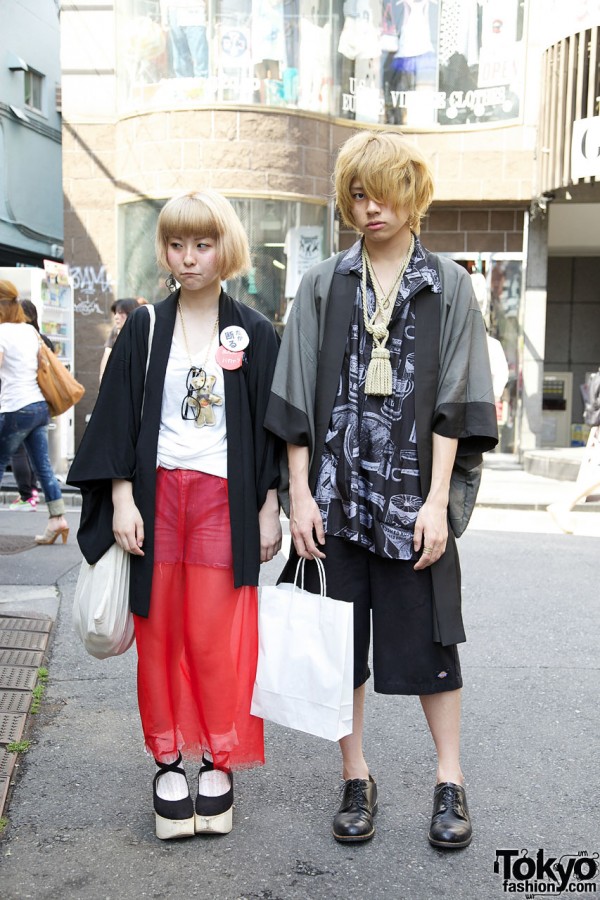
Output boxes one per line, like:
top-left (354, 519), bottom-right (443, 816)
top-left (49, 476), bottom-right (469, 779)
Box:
top-left (71, 264), bottom-right (114, 315)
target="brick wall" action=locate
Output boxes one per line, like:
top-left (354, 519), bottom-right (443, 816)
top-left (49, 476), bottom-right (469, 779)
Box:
top-left (340, 206), bottom-right (525, 254)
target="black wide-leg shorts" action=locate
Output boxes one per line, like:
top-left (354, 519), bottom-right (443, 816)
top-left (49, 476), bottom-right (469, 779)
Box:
top-left (299, 535), bottom-right (463, 696)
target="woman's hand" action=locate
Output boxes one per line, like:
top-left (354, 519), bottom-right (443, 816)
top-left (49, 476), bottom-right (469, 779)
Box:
top-left (259, 489), bottom-right (282, 563)
top-left (112, 479), bottom-right (145, 556)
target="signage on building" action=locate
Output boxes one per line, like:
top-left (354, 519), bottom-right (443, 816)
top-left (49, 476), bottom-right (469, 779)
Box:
top-left (571, 116), bottom-right (600, 181)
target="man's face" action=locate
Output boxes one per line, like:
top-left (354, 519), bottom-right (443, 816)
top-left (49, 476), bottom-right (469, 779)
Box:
top-left (349, 180), bottom-right (411, 246)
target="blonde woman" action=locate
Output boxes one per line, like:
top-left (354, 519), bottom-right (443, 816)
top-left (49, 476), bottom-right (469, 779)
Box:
top-left (68, 191), bottom-right (281, 840)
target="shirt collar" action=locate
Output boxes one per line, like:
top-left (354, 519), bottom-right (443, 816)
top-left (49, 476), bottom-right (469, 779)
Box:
top-left (335, 234), bottom-right (442, 295)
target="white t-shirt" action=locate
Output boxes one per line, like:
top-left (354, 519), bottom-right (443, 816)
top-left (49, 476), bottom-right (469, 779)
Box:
top-left (157, 335), bottom-right (228, 477)
top-left (0, 322), bottom-right (46, 412)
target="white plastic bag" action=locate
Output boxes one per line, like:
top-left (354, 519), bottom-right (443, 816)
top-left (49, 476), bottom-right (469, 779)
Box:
top-left (72, 542), bottom-right (134, 659)
top-left (251, 557), bottom-right (354, 741)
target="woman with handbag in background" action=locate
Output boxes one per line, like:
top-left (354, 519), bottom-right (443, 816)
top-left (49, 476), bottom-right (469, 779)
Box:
top-left (8, 299), bottom-right (57, 512)
top-left (265, 131), bottom-right (497, 850)
top-left (0, 279), bottom-right (69, 544)
top-left (68, 190), bottom-right (282, 841)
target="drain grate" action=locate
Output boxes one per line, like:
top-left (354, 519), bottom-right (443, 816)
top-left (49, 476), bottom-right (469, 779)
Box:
top-left (0, 648), bottom-right (44, 667)
top-left (0, 666), bottom-right (38, 691)
top-left (0, 713), bottom-right (26, 744)
top-left (0, 691), bottom-right (32, 714)
top-left (0, 748), bottom-right (17, 778)
top-left (0, 617), bottom-right (51, 633)
top-left (0, 774), bottom-right (10, 816)
top-left (0, 630), bottom-right (48, 651)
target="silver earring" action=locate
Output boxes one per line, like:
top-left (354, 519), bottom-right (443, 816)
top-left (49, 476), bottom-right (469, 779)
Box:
top-left (165, 274), bottom-right (177, 293)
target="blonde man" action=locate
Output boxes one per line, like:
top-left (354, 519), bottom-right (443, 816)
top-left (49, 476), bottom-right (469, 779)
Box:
top-left (266, 132), bottom-right (497, 848)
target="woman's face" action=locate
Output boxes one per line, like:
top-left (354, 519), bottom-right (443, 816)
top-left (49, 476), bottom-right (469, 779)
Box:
top-left (113, 309), bottom-right (127, 330)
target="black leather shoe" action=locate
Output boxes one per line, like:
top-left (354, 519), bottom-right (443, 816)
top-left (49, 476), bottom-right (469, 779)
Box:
top-left (333, 776), bottom-right (378, 843)
top-left (428, 782), bottom-right (472, 849)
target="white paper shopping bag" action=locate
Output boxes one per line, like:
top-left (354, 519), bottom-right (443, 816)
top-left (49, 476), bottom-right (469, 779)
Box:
top-left (251, 557), bottom-right (353, 741)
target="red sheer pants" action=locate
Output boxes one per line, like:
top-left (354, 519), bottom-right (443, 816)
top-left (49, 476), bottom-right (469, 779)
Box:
top-left (134, 468), bottom-right (264, 769)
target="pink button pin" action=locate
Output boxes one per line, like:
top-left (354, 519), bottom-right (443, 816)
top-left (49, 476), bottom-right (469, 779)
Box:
top-left (216, 345), bottom-right (243, 370)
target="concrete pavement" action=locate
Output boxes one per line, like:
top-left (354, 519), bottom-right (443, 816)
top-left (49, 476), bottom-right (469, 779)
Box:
top-left (0, 454), bottom-right (598, 899)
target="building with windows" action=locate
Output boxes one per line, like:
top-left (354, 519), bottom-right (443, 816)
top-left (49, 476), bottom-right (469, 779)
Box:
top-left (60, 0), bottom-right (599, 454)
top-left (0, 1), bottom-right (63, 267)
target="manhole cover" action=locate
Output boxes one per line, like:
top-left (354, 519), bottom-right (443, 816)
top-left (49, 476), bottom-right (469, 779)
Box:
top-left (0, 536), bottom-right (37, 555)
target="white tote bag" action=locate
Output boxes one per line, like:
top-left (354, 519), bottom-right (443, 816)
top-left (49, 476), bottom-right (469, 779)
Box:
top-left (72, 305), bottom-right (155, 660)
top-left (251, 557), bottom-right (354, 741)
top-left (72, 542), bottom-right (134, 659)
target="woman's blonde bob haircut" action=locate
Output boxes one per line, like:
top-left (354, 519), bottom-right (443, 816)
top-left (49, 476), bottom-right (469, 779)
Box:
top-left (156, 190), bottom-right (251, 281)
top-left (0, 280), bottom-right (26, 324)
top-left (335, 131), bottom-right (434, 234)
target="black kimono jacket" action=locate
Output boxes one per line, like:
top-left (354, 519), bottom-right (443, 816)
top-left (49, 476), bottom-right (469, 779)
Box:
top-left (68, 290), bottom-right (281, 617)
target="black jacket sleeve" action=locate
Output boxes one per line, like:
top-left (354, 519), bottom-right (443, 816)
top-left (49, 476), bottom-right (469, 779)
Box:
top-left (67, 307), bottom-right (151, 563)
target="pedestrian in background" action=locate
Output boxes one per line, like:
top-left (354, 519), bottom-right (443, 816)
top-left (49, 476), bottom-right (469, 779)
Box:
top-left (8, 299), bottom-right (57, 511)
top-left (99, 297), bottom-right (140, 382)
top-left (0, 280), bottom-right (69, 544)
top-left (68, 190), bottom-right (281, 840)
top-left (265, 131), bottom-right (497, 849)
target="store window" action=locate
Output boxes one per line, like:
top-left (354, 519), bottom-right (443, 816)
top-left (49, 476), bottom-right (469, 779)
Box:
top-left (117, 0), bottom-right (527, 128)
top-left (447, 253), bottom-right (522, 453)
top-left (118, 196), bottom-right (329, 327)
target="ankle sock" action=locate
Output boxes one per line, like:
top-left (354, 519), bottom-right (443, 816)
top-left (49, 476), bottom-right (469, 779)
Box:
top-left (198, 762), bottom-right (231, 797)
top-left (155, 760), bottom-right (189, 802)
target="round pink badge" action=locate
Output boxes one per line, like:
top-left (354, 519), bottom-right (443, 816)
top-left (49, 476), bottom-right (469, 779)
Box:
top-left (216, 345), bottom-right (243, 370)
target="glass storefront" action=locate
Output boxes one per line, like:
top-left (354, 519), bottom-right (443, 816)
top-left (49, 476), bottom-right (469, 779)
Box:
top-left (118, 196), bottom-right (328, 327)
top-left (117, 0), bottom-right (526, 127)
top-left (446, 253), bottom-right (522, 453)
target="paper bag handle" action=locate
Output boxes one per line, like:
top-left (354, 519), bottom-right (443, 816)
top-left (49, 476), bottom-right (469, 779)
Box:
top-left (293, 555), bottom-right (327, 597)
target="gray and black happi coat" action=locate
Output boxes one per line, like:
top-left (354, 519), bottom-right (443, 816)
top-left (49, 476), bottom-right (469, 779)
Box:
top-left (315, 238), bottom-right (441, 561)
top-left (265, 239), bottom-right (498, 646)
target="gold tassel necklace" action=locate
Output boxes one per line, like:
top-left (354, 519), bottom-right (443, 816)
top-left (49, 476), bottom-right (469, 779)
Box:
top-left (361, 234), bottom-right (415, 396)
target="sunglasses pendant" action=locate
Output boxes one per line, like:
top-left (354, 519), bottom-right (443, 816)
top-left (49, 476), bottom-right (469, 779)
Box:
top-left (216, 345), bottom-right (243, 370)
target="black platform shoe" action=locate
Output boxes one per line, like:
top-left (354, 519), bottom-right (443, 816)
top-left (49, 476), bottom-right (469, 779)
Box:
top-left (153, 752), bottom-right (195, 840)
top-left (332, 776), bottom-right (378, 843)
top-left (195, 756), bottom-right (234, 834)
top-left (428, 782), bottom-right (472, 849)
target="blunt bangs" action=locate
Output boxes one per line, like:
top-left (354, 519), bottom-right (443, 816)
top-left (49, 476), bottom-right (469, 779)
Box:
top-left (335, 131), bottom-right (434, 234)
top-left (156, 190), bottom-right (251, 281)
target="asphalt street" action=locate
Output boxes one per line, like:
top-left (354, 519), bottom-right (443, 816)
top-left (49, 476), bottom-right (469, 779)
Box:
top-left (0, 472), bottom-right (598, 900)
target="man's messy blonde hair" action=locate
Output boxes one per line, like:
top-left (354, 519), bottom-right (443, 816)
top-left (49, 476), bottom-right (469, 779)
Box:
top-left (334, 131), bottom-right (434, 234)
top-left (156, 190), bottom-right (251, 280)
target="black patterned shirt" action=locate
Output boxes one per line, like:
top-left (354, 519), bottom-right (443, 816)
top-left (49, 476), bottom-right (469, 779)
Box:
top-left (314, 236), bottom-right (442, 559)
